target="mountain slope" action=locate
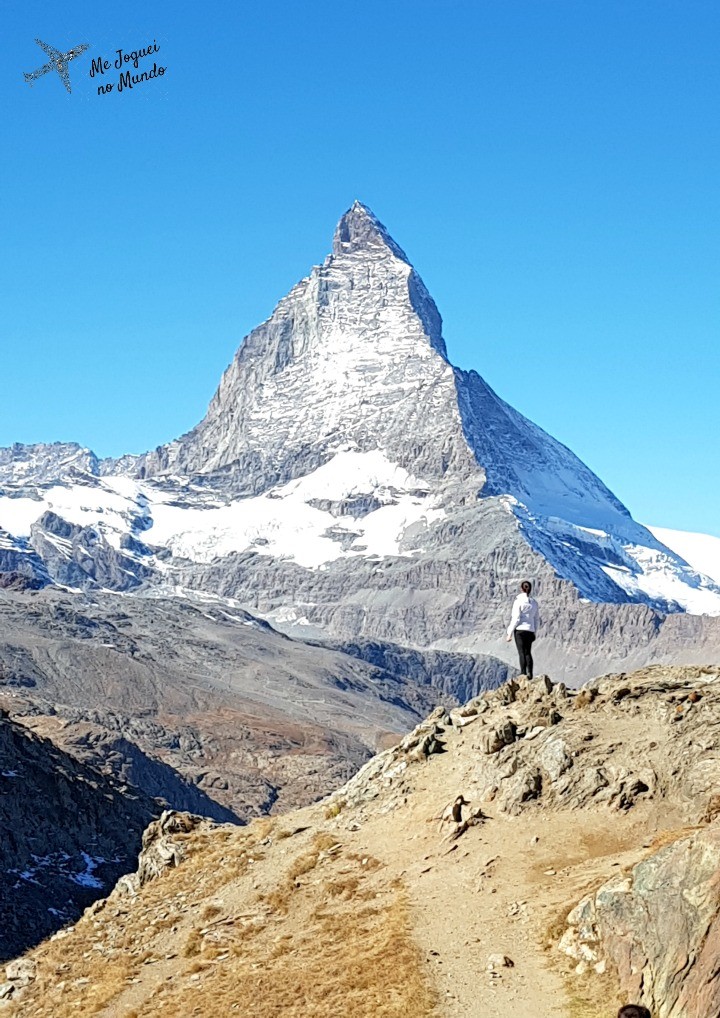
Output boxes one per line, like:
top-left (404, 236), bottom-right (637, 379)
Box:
top-left (0, 584), bottom-right (514, 822)
top-left (7, 663), bottom-right (720, 1017)
top-left (648, 523), bottom-right (720, 586)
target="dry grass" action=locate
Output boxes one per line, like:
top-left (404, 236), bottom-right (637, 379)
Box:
top-left (10, 812), bottom-right (435, 1018)
top-left (263, 832), bottom-right (343, 912)
top-left (140, 891), bottom-right (435, 1018)
top-left (544, 904), bottom-right (572, 951)
top-left (183, 928), bottom-right (203, 958)
top-left (565, 993), bottom-right (609, 1017)
top-left (324, 798), bottom-right (346, 819)
top-left (324, 874), bottom-right (360, 899)
top-left (9, 820), bottom-right (275, 1018)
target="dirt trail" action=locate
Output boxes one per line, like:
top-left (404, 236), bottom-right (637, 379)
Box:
top-left (87, 727), bottom-right (666, 1018)
top-left (356, 741), bottom-right (655, 1018)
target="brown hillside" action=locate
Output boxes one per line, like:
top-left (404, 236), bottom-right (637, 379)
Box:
top-left (5, 663), bottom-right (720, 1017)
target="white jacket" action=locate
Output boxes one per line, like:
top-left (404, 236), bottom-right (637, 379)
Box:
top-left (507, 594), bottom-right (540, 637)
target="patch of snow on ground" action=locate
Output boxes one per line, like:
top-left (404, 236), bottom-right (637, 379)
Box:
top-left (0, 452), bottom-right (441, 570)
top-left (0, 482), bottom-right (141, 542)
top-left (71, 852), bottom-right (104, 889)
top-left (280, 449), bottom-right (430, 500)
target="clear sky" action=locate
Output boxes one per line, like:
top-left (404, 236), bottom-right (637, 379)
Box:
top-left (2, 1), bottom-right (718, 536)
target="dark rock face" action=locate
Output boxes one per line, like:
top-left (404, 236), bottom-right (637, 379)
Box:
top-left (53, 731), bottom-right (243, 825)
top-left (315, 637), bottom-right (517, 703)
top-left (0, 714), bottom-right (158, 962)
top-left (0, 572), bottom-right (44, 592)
top-left (0, 544), bottom-right (51, 587)
top-left (30, 512), bottom-right (154, 591)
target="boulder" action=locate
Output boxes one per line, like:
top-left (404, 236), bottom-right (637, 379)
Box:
top-left (539, 738), bottom-right (573, 783)
top-left (115, 811), bottom-right (213, 892)
top-left (486, 954), bottom-right (514, 970)
top-left (476, 721), bottom-right (517, 755)
top-left (5, 959), bottom-right (36, 987)
top-left (559, 824), bottom-right (720, 1017)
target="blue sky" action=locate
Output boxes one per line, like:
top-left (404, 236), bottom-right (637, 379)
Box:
top-left (2, 0), bottom-right (719, 536)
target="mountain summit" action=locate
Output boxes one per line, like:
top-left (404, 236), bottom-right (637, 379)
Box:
top-left (107, 202), bottom-right (637, 527)
top-left (1, 203), bottom-right (719, 681)
top-left (125, 201), bottom-right (453, 485)
top-left (332, 200), bottom-right (412, 263)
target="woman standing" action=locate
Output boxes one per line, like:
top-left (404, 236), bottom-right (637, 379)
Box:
top-left (505, 580), bottom-right (540, 679)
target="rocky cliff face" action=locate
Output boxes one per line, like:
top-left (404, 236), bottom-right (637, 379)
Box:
top-left (561, 826), bottom-right (720, 1018)
top-left (0, 443), bottom-right (99, 485)
top-left (0, 712), bottom-right (157, 963)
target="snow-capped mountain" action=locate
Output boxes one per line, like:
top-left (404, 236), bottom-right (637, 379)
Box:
top-left (647, 525), bottom-right (720, 587)
top-left (1, 202), bottom-right (719, 680)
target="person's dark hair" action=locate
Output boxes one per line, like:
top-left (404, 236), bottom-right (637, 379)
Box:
top-left (520, 580), bottom-right (532, 593)
top-left (618, 1006), bottom-right (651, 1018)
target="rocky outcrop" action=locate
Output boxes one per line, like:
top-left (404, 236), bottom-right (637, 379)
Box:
top-left (333, 663), bottom-right (720, 825)
top-left (560, 825), bottom-right (720, 1018)
top-left (0, 443), bottom-right (98, 485)
top-left (30, 511), bottom-right (154, 591)
top-left (0, 572), bottom-right (44, 592)
top-left (117, 810), bottom-right (213, 895)
top-left (457, 665), bottom-right (720, 819)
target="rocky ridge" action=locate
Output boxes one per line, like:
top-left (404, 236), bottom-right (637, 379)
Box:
top-left (5, 663), bottom-right (720, 1017)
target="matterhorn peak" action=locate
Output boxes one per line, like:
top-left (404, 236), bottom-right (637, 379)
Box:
top-left (332, 200), bottom-right (410, 263)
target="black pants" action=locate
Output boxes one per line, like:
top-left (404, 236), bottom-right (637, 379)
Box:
top-left (514, 630), bottom-right (535, 679)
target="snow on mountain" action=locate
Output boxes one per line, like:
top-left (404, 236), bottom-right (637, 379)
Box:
top-left (107, 201), bottom-right (474, 492)
top-left (2, 201), bottom-right (720, 641)
top-left (147, 451), bottom-right (444, 568)
top-left (647, 525), bottom-right (720, 588)
top-left (0, 451), bottom-right (444, 574)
